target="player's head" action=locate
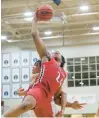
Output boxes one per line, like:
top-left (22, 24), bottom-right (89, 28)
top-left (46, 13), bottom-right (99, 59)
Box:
top-left (52, 51), bottom-right (66, 68)
top-left (32, 60), bottom-right (41, 74)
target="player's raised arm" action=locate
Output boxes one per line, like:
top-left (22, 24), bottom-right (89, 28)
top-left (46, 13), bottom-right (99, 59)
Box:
top-left (31, 15), bottom-right (50, 59)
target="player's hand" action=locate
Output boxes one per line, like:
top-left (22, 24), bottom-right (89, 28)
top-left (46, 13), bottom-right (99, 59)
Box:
top-left (33, 12), bottom-right (38, 23)
top-left (17, 88), bottom-right (25, 96)
top-left (55, 110), bottom-right (64, 117)
top-left (71, 101), bottom-right (87, 110)
top-left (31, 12), bottom-right (39, 36)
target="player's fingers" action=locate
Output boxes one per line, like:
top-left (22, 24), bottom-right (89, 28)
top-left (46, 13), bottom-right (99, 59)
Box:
top-left (75, 105), bottom-right (83, 109)
top-left (77, 105), bottom-right (84, 108)
top-left (32, 13), bottom-right (38, 23)
top-left (74, 101), bottom-right (79, 103)
top-left (79, 106), bottom-right (84, 109)
top-left (79, 103), bottom-right (87, 105)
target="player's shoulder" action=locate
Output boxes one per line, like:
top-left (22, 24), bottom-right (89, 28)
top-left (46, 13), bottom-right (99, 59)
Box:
top-left (42, 56), bottom-right (49, 62)
top-left (42, 55), bottom-right (56, 63)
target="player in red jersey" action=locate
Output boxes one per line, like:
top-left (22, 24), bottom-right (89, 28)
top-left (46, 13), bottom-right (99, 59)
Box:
top-left (17, 60), bottom-right (86, 117)
top-left (3, 15), bottom-right (67, 117)
top-left (17, 60), bottom-right (66, 117)
top-left (3, 58), bottom-right (66, 117)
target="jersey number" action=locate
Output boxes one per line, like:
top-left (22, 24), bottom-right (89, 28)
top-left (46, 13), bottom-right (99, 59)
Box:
top-left (56, 72), bottom-right (63, 85)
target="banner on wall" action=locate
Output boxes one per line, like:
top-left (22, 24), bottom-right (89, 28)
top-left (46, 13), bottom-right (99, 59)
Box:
top-left (2, 53), bottom-right (10, 67)
top-left (12, 84), bottom-right (20, 98)
top-left (22, 68), bottom-right (30, 82)
top-left (2, 68), bottom-right (11, 83)
top-left (21, 52), bottom-right (30, 66)
top-left (2, 85), bottom-right (10, 98)
top-left (67, 94), bottom-right (96, 104)
top-left (31, 52), bottom-right (39, 65)
top-left (12, 68), bottom-right (20, 82)
top-left (21, 83), bottom-right (29, 91)
top-left (11, 53), bottom-right (20, 67)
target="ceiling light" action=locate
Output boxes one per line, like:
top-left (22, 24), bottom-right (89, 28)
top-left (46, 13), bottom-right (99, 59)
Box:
top-left (41, 35), bottom-right (63, 40)
top-left (44, 31), bottom-right (52, 35)
top-left (1, 36), bottom-right (7, 40)
top-left (24, 17), bottom-right (33, 21)
top-left (23, 12), bottom-right (33, 17)
top-left (93, 27), bottom-right (99, 31)
top-left (80, 5), bottom-right (89, 11)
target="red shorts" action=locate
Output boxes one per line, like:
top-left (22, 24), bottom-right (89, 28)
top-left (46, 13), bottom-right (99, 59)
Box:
top-left (26, 87), bottom-right (53, 117)
top-left (34, 101), bottom-right (53, 117)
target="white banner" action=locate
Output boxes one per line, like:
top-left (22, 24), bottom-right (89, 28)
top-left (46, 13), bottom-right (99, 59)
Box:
top-left (2, 53), bottom-right (10, 67)
top-left (22, 68), bottom-right (30, 82)
top-left (31, 51), bottom-right (39, 65)
top-left (11, 53), bottom-right (20, 67)
top-left (2, 85), bottom-right (10, 98)
top-left (12, 68), bottom-right (20, 82)
top-left (2, 68), bottom-right (11, 83)
top-left (12, 84), bottom-right (20, 98)
top-left (21, 52), bottom-right (30, 66)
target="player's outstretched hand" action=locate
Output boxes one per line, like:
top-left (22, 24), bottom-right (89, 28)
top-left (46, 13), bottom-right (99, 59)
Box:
top-left (71, 101), bottom-right (87, 110)
top-left (17, 88), bottom-right (25, 96)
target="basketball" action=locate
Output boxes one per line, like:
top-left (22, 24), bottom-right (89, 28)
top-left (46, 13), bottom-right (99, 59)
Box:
top-left (36, 5), bottom-right (53, 21)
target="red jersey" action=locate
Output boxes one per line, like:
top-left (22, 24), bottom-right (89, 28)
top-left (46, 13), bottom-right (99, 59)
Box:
top-left (33, 58), bottom-right (67, 98)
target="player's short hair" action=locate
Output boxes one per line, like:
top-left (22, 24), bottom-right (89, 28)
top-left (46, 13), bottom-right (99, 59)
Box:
top-left (34, 56), bottom-right (65, 68)
top-left (60, 55), bottom-right (66, 68)
top-left (34, 60), bottom-right (41, 67)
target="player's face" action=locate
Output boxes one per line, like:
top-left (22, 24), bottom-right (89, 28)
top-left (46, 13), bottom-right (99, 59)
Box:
top-left (32, 62), bottom-right (41, 74)
top-left (52, 51), bottom-right (62, 65)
